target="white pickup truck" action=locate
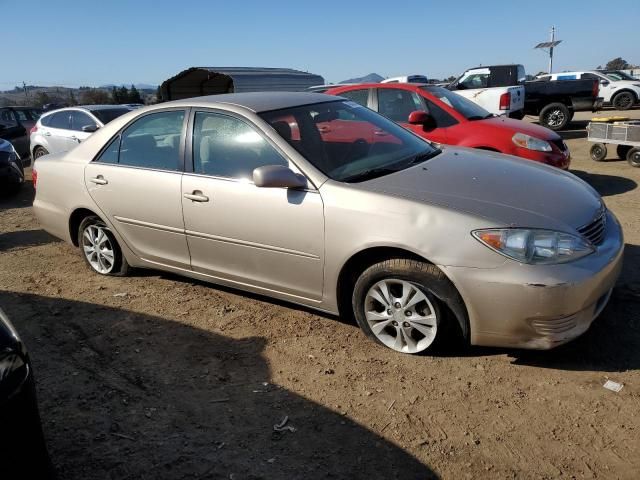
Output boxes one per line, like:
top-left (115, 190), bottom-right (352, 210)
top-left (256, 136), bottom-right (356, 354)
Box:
top-left (447, 65), bottom-right (526, 117)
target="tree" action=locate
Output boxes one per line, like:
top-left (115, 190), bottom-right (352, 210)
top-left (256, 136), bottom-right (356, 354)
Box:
top-left (67, 90), bottom-right (77, 106)
top-left (605, 57), bottom-right (630, 70)
top-left (34, 92), bottom-right (51, 108)
top-left (80, 88), bottom-right (111, 104)
top-left (111, 86), bottom-right (120, 103)
top-left (117, 86), bottom-right (129, 104)
top-left (128, 84), bottom-right (142, 104)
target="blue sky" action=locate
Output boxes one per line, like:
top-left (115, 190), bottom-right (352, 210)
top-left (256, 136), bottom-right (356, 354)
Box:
top-left (2, 0), bottom-right (639, 88)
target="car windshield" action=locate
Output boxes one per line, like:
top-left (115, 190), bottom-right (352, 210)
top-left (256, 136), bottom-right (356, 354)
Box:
top-left (421, 86), bottom-right (492, 120)
top-left (604, 71), bottom-right (636, 81)
top-left (259, 100), bottom-right (439, 183)
top-left (90, 108), bottom-right (131, 124)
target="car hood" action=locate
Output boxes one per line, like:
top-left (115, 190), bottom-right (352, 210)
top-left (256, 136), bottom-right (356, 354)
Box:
top-left (357, 147), bottom-right (602, 231)
top-left (479, 116), bottom-right (561, 140)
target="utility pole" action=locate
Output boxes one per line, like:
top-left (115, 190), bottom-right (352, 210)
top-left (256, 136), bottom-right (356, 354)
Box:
top-left (534, 27), bottom-right (562, 74)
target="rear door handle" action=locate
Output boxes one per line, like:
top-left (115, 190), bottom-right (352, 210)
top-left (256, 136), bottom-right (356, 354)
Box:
top-left (183, 191), bottom-right (209, 202)
top-left (90, 175), bottom-right (108, 185)
top-left (70, 136), bottom-right (80, 143)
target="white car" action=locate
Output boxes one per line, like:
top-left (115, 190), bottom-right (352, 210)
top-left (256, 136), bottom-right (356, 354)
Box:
top-left (537, 71), bottom-right (640, 110)
top-left (30, 105), bottom-right (132, 160)
top-left (381, 75), bottom-right (429, 84)
top-left (447, 65), bottom-right (526, 117)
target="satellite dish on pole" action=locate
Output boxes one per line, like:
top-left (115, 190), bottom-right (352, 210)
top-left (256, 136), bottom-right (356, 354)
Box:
top-left (534, 26), bottom-right (562, 73)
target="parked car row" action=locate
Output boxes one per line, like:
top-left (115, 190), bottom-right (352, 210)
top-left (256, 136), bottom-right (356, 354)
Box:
top-left (32, 92), bottom-right (623, 358)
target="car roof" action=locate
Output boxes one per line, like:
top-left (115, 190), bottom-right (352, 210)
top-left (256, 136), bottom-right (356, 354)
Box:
top-left (159, 92), bottom-right (340, 113)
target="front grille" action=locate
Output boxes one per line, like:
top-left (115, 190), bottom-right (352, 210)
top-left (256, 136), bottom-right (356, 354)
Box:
top-left (578, 211), bottom-right (606, 245)
top-left (551, 139), bottom-right (566, 151)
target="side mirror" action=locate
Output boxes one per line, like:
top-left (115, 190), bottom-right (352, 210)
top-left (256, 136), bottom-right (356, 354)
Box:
top-left (82, 124), bottom-right (99, 133)
top-left (253, 165), bottom-right (307, 189)
top-left (408, 110), bottom-right (437, 130)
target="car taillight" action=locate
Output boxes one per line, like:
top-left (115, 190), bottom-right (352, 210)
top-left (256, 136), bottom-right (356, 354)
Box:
top-left (499, 92), bottom-right (511, 110)
top-left (32, 169), bottom-right (37, 189)
top-left (30, 125), bottom-right (38, 134)
top-left (592, 80), bottom-right (599, 98)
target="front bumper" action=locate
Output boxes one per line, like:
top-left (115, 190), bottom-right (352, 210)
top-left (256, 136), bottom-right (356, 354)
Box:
top-left (514, 145), bottom-right (571, 170)
top-left (442, 210), bottom-right (624, 349)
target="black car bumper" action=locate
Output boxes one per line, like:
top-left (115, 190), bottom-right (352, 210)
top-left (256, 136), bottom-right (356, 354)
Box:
top-left (0, 368), bottom-right (54, 479)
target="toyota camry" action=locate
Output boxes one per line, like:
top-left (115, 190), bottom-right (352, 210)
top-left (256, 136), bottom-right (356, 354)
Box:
top-left (32, 93), bottom-right (623, 354)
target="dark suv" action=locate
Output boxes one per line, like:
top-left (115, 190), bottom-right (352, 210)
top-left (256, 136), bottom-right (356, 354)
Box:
top-left (0, 107), bottom-right (42, 163)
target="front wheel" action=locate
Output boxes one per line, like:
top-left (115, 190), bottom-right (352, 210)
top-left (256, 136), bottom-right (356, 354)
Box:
top-left (627, 147), bottom-right (640, 168)
top-left (78, 216), bottom-right (129, 276)
top-left (33, 146), bottom-right (49, 160)
top-left (539, 103), bottom-right (570, 130)
top-left (590, 143), bottom-right (608, 162)
top-left (352, 259), bottom-right (462, 354)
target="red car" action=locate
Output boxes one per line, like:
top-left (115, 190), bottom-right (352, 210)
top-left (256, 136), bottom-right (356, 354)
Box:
top-left (325, 83), bottom-right (570, 169)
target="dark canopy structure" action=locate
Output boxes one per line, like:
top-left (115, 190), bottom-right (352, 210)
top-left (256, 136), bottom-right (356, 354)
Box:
top-left (160, 67), bottom-right (325, 101)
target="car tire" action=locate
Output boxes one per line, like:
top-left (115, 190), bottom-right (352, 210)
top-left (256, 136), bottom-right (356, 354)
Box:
top-left (539, 103), bottom-right (570, 130)
top-left (611, 91), bottom-right (635, 111)
top-left (33, 146), bottom-right (49, 160)
top-left (78, 215), bottom-right (129, 276)
top-left (616, 144), bottom-right (632, 160)
top-left (590, 143), bottom-right (608, 162)
top-left (627, 147), bottom-right (640, 168)
top-left (352, 258), bottom-right (463, 354)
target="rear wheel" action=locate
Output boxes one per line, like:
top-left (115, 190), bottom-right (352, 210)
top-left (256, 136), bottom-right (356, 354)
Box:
top-left (612, 91), bottom-right (635, 111)
top-left (78, 216), bottom-right (129, 276)
top-left (617, 144), bottom-right (632, 160)
top-left (352, 259), bottom-right (463, 354)
top-left (627, 147), bottom-right (640, 168)
top-left (590, 143), bottom-right (608, 162)
top-left (539, 103), bottom-right (570, 130)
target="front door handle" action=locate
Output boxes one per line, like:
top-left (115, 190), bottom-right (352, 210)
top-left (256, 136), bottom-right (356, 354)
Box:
top-left (43, 131), bottom-right (51, 137)
top-left (90, 175), bottom-right (108, 185)
top-left (183, 191), bottom-right (209, 202)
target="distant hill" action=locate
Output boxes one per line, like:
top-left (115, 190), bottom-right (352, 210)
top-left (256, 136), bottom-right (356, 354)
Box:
top-left (340, 73), bottom-right (384, 84)
top-left (100, 83), bottom-right (157, 90)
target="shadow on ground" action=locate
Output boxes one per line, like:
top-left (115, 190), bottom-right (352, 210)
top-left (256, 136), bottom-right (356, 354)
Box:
top-left (510, 243), bottom-right (640, 372)
top-left (571, 170), bottom-right (637, 196)
top-left (0, 291), bottom-right (436, 480)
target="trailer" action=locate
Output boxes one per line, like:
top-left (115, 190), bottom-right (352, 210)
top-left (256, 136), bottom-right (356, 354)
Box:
top-left (587, 119), bottom-right (640, 167)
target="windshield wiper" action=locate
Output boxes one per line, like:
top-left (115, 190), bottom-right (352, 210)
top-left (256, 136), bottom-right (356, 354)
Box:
top-left (342, 167), bottom-right (401, 183)
top-left (407, 149), bottom-right (441, 166)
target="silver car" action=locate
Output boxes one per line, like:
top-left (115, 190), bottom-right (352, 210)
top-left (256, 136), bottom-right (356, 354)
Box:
top-left (30, 105), bottom-right (132, 160)
top-left (32, 93), bottom-right (624, 354)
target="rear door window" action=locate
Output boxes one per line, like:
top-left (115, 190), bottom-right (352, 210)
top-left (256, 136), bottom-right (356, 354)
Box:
top-left (48, 112), bottom-right (71, 129)
top-left (338, 89), bottom-right (369, 107)
top-left (117, 110), bottom-right (185, 170)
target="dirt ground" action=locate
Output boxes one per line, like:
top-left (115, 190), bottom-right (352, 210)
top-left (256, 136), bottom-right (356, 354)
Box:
top-left (1, 109), bottom-right (639, 480)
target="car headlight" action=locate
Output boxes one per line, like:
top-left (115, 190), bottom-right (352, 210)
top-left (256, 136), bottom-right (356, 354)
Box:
top-left (473, 229), bottom-right (595, 264)
top-left (512, 133), bottom-right (552, 152)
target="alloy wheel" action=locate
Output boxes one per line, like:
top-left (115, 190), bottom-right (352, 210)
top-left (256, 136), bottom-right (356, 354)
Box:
top-left (364, 279), bottom-right (438, 354)
top-left (82, 225), bottom-right (115, 274)
top-left (545, 109), bottom-right (565, 128)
